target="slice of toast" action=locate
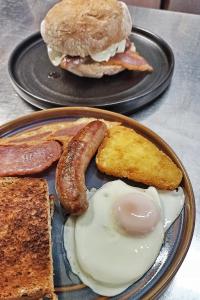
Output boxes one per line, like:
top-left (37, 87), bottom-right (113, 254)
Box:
top-left (0, 177), bottom-right (55, 299)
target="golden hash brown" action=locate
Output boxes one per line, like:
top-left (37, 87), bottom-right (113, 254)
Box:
top-left (0, 177), bottom-right (54, 299)
top-left (96, 126), bottom-right (183, 190)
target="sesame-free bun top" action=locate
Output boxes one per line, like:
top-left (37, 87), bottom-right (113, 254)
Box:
top-left (41, 0), bottom-right (132, 57)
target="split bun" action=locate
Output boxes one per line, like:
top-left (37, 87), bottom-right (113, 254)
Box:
top-left (41, 0), bottom-right (132, 57)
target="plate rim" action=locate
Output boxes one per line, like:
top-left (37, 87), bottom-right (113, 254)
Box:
top-left (0, 107), bottom-right (195, 299)
top-left (8, 26), bottom-right (174, 112)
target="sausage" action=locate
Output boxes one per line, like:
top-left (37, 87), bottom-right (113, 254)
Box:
top-left (56, 120), bottom-right (107, 215)
top-left (0, 140), bottom-right (62, 176)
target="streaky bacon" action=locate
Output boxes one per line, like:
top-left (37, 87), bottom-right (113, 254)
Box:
top-left (0, 122), bottom-right (90, 146)
top-left (10, 131), bottom-right (52, 144)
top-left (104, 49), bottom-right (153, 72)
top-left (52, 124), bottom-right (86, 137)
top-left (60, 38), bottom-right (152, 72)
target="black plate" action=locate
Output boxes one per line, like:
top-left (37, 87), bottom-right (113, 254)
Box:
top-left (8, 27), bottom-right (174, 114)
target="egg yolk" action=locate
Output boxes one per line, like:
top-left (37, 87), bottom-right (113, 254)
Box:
top-left (113, 192), bottom-right (161, 235)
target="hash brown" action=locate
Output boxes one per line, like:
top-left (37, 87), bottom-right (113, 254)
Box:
top-left (96, 125), bottom-right (183, 190)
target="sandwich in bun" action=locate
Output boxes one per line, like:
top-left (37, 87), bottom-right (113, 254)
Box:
top-left (41, 0), bottom-right (153, 78)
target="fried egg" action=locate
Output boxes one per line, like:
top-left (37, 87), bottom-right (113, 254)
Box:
top-left (64, 180), bottom-right (184, 296)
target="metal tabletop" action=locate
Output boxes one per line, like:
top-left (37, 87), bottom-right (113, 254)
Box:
top-left (0, 1), bottom-right (200, 299)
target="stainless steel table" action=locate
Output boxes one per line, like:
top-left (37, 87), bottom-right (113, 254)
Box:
top-left (0, 1), bottom-right (199, 299)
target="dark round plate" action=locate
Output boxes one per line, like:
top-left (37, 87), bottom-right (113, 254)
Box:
top-left (8, 27), bottom-right (174, 114)
top-left (0, 107), bottom-right (195, 300)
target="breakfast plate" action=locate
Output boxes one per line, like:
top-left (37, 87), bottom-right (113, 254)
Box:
top-left (0, 107), bottom-right (195, 299)
top-left (8, 27), bottom-right (174, 114)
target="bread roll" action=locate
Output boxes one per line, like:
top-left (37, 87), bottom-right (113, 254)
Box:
top-left (41, 0), bottom-right (132, 57)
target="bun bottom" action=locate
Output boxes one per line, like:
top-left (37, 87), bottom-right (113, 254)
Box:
top-left (60, 61), bottom-right (124, 78)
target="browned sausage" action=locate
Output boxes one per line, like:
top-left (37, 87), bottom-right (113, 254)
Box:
top-left (56, 120), bottom-right (107, 215)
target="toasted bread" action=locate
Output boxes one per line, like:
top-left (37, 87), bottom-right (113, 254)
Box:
top-left (96, 125), bottom-right (183, 190)
top-left (0, 177), bottom-right (55, 299)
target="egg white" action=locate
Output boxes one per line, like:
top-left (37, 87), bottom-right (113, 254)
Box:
top-left (159, 187), bottom-right (185, 231)
top-left (90, 39), bottom-right (127, 62)
top-left (74, 182), bottom-right (164, 287)
top-left (64, 180), bottom-right (183, 296)
top-left (47, 46), bottom-right (65, 67)
top-left (64, 180), bottom-right (184, 296)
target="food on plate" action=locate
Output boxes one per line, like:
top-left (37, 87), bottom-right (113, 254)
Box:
top-left (0, 140), bottom-right (62, 176)
top-left (40, 0), bottom-right (153, 78)
top-left (64, 180), bottom-right (185, 296)
top-left (0, 117), bottom-right (119, 146)
top-left (0, 112), bottom-right (189, 299)
top-left (0, 118), bottom-right (93, 146)
top-left (96, 125), bottom-right (183, 190)
top-left (0, 118), bottom-right (118, 177)
top-left (56, 120), bottom-right (107, 215)
top-left (0, 177), bottom-right (55, 299)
